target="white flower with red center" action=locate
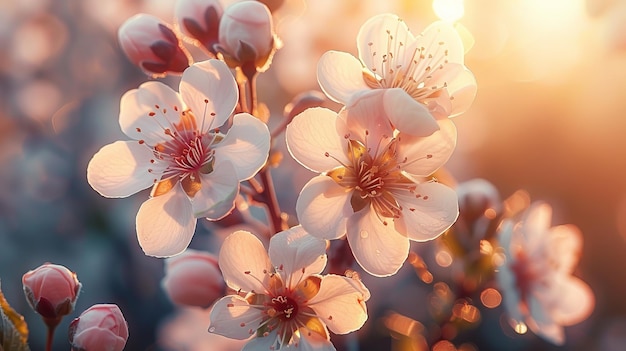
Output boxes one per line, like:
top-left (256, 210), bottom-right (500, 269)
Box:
top-left (286, 88), bottom-right (459, 277)
top-left (87, 59), bottom-right (270, 257)
top-left (497, 202), bottom-right (595, 345)
top-left (209, 227), bottom-right (370, 351)
top-left (318, 13), bottom-right (476, 120)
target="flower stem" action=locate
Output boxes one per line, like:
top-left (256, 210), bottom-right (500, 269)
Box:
top-left (45, 324), bottom-right (56, 351)
top-left (259, 168), bottom-right (283, 235)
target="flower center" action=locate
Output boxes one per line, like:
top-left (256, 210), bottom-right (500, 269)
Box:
top-left (141, 105), bottom-right (220, 198)
top-left (362, 19), bottom-right (451, 103)
top-left (327, 135), bottom-right (415, 223)
top-left (268, 295), bottom-right (299, 321)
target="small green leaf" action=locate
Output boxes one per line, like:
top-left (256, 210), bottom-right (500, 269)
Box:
top-left (0, 279), bottom-right (30, 351)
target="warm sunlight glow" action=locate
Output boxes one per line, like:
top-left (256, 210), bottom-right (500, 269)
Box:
top-left (433, 0), bottom-right (465, 22)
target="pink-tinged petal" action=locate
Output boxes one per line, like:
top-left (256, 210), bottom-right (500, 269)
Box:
top-left (87, 140), bottom-right (161, 198)
top-left (119, 82), bottom-right (185, 145)
top-left (213, 113), bottom-right (270, 181)
top-left (192, 159), bottom-right (239, 220)
top-left (413, 21), bottom-right (464, 66)
top-left (343, 89), bottom-right (395, 144)
top-left (527, 295), bottom-right (564, 345)
top-left (496, 261), bottom-right (525, 324)
top-left (308, 274), bottom-right (369, 334)
top-left (180, 59), bottom-right (238, 132)
top-left (346, 209), bottom-right (410, 277)
top-left (447, 68), bottom-right (477, 117)
top-left (286, 107), bottom-right (349, 173)
top-left (317, 51), bottom-right (369, 104)
top-left (394, 182), bottom-right (459, 242)
top-left (209, 295), bottom-right (262, 340)
top-left (356, 14), bottom-right (414, 75)
top-left (382, 88), bottom-right (439, 137)
top-left (546, 224), bottom-right (582, 274)
top-left (269, 225), bottom-right (327, 290)
top-left (219, 231), bottom-right (272, 293)
top-left (397, 119), bottom-right (456, 177)
top-left (550, 276), bottom-right (594, 326)
top-left (522, 202), bottom-right (552, 253)
top-left (136, 183), bottom-right (196, 257)
top-left (295, 176), bottom-right (352, 240)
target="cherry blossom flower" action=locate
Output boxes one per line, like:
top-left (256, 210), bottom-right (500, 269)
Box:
top-left (87, 59), bottom-right (270, 257)
top-left (317, 13), bottom-right (476, 120)
top-left (286, 88), bottom-right (459, 277)
top-left (497, 202), bottom-right (595, 345)
top-left (209, 227), bottom-right (370, 351)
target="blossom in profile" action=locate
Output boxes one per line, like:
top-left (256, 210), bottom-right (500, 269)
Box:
top-left (318, 13), bottom-right (476, 120)
top-left (118, 14), bottom-right (191, 77)
top-left (87, 59), bottom-right (271, 257)
top-left (496, 202), bottom-right (595, 345)
top-left (209, 227), bottom-right (370, 350)
top-left (22, 263), bottom-right (81, 327)
top-left (286, 88), bottom-right (459, 277)
top-left (161, 249), bottom-right (225, 308)
top-left (69, 304), bottom-right (129, 351)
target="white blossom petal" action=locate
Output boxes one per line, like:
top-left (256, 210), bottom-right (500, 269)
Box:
top-left (269, 225), bottom-right (327, 290)
top-left (396, 119), bottom-right (457, 177)
top-left (242, 330), bottom-right (280, 351)
top-left (394, 181), bottom-right (459, 242)
top-left (308, 275), bottom-right (369, 335)
top-left (296, 176), bottom-right (352, 240)
top-left (382, 88), bottom-right (439, 137)
top-left (180, 59), bottom-right (238, 133)
top-left (346, 209), bottom-right (409, 277)
top-left (549, 276), bottom-right (594, 326)
top-left (209, 295), bottom-right (262, 340)
top-left (119, 82), bottom-right (185, 145)
top-left (413, 21), bottom-right (465, 66)
top-left (343, 89), bottom-right (395, 144)
top-left (87, 140), bottom-right (161, 198)
top-left (288, 330), bottom-right (335, 351)
top-left (286, 107), bottom-right (349, 173)
top-left (192, 159), bottom-right (239, 220)
top-left (357, 14), bottom-right (414, 76)
top-left (219, 230), bottom-right (272, 293)
top-left (317, 51), bottom-right (369, 104)
top-left (546, 224), bottom-right (582, 274)
top-left (136, 182), bottom-right (196, 257)
top-left (213, 113), bottom-right (270, 181)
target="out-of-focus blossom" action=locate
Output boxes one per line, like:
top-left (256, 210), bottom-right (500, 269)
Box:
top-left (454, 178), bottom-right (502, 245)
top-left (215, 1), bottom-right (277, 72)
top-left (175, 0), bottom-right (223, 55)
top-left (209, 227), bottom-right (369, 350)
top-left (286, 89), bottom-right (459, 277)
top-left (318, 13), bottom-right (476, 119)
top-left (496, 202), bottom-right (595, 345)
top-left (161, 249), bottom-right (225, 308)
top-left (22, 263), bottom-right (81, 326)
top-left (87, 59), bottom-right (271, 257)
top-left (118, 14), bottom-right (191, 77)
top-left (69, 304), bottom-right (128, 351)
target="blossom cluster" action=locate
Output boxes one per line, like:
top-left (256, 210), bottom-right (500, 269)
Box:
top-left (76, 0), bottom-right (596, 350)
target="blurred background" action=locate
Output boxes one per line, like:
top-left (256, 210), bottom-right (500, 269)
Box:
top-left (1, 0), bottom-right (626, 350)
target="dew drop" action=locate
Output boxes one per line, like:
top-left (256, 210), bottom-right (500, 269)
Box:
top-left (360, 230), bottom-right (369, 238)
top-left (208, 326), bottom-right (216, 333)
top-left (375, 249), bottom-right (381, 256)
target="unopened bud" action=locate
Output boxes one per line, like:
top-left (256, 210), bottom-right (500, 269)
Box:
top-left (175, 0), bottom-right (223, 55)
top-left (161, 249), bottom-right (225, 308)
top-left (22, 263), bottom-right (81, 328)
top-left (69, 304), bottom-right (128, 351)
top-left (118, 14), bottom-right (190, 77)
top-left (216, 1), bottom-right (277, 72)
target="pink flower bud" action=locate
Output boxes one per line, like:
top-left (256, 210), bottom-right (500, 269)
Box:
top-left (175, 0), bottom-right (223, 55)
top-left (69, 304), bottom-right (128, 351)
top-left (22, 263), bottom-right (81, 325)
top-left (118, 14), bottom-right (190, 77)
top-left (216, 1), bottom-right (276, 71)
top-left (161, 249), bottom-right (225, 308)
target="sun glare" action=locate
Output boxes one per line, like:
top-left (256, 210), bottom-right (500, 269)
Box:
top-left (432, 0), bottom-right (465, 22)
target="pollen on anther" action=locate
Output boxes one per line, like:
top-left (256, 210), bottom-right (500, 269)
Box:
top-left (204, 99), bottom-right (209, 103)
top-left (174, 106), bottom-right (179, 111)
top-left (328, 315), bottom-right (333, 320)
top-left (148, 112), bottom-right (156, 117)
top-left (227, 303), bottom-right (235, 307)
top-left (426, 154), bottom-right (433, 159)
top-left (211, 112), bottom-right (216, 116)
top-left (423, 195), bottom-right (429, 200)
top-left (244, 271), bottom-right (251, 274)
top-left (325, 152), bottom-right (330, 157)
top-left (138, 140), bottom-right (145, 144)
top-left (240, 322), bottom-right (246, 327)
top-left (150, 159), bottom-right (155, 163)
top-left (136, 127), bottom-right (141, 132)
top-left (155, 104), bottom-right (160, 109)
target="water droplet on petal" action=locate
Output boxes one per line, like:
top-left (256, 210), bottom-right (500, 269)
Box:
top-left (360, 230), bottom-right (369, 238)
top-left (208, 326), bottom-right (216, 333)
top-left (375, 249), bottom-right (381, 256)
